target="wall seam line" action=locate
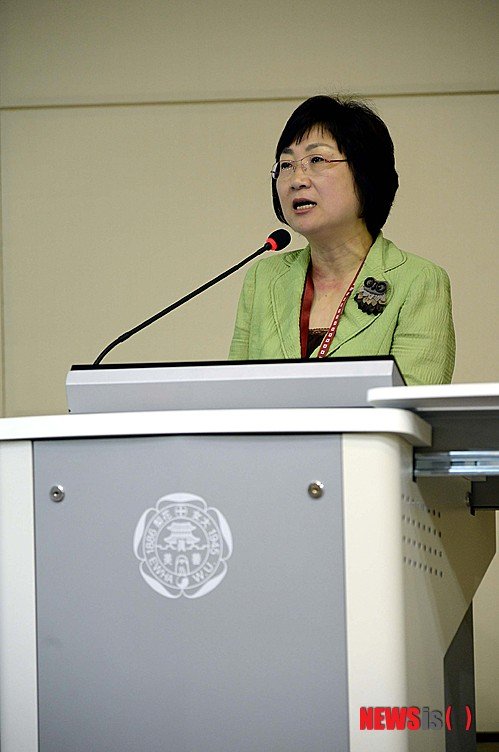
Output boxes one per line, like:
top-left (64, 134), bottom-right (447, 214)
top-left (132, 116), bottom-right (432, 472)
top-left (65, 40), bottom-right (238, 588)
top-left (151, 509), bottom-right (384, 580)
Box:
top-left (1, 89), bottom-right (498, 112)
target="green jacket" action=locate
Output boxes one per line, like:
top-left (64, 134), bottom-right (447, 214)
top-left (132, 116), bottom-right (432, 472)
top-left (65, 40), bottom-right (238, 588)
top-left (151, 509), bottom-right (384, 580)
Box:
top-left (229, 233), bottom-right (455, 385)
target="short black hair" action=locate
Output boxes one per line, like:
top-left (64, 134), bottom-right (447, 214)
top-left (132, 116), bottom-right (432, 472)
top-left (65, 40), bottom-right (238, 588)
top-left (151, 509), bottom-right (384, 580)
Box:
top-left (272, 95), bottom-right (399, 239)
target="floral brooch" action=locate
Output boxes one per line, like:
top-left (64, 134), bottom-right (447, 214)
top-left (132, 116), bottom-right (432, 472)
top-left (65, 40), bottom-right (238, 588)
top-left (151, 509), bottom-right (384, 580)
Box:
top-left (354, 277), bottom-right (388, 315)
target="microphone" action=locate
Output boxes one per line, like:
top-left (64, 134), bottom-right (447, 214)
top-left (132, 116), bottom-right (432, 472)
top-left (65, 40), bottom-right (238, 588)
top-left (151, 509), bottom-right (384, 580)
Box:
top-left (93, 229), bottom-right (292, 365)
top-left (263, 228), bottom-right (291, 252)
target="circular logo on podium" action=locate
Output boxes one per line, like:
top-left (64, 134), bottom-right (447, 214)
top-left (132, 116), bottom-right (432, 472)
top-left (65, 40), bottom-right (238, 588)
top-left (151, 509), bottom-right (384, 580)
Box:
top-left (133, 493), bottom-right (233, 599)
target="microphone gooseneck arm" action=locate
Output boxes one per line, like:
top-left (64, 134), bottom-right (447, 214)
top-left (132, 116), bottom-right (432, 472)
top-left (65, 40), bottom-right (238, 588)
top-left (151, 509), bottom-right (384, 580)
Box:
top-left (93, 230), bottom-right (291, 365)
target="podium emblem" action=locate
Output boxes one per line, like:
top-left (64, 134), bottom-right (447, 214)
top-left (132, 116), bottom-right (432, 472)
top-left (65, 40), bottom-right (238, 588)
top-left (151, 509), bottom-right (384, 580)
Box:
top-left (133, 493), bottom-right (233, 599)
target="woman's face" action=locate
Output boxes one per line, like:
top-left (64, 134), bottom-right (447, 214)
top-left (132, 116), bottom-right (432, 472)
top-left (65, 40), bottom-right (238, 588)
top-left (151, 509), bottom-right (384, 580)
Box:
top-left (276, 126), bottom-right (365, 244)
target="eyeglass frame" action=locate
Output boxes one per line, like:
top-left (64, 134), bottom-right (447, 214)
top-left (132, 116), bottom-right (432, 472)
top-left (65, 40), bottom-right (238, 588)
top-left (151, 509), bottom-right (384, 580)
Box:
top-left (271, 154), bottom-right (348, 181)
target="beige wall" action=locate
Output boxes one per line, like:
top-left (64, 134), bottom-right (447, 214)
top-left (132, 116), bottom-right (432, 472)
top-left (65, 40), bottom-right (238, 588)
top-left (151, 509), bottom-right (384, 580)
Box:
top-left (2, 0), bottom-right (497, 106)
top-left (1, 0), bottom-right (498, 730)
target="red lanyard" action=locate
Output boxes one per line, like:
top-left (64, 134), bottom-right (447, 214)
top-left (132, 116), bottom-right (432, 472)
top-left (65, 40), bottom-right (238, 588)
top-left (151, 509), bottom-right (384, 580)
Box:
top-left (300, 263), bottom-right (363, 358)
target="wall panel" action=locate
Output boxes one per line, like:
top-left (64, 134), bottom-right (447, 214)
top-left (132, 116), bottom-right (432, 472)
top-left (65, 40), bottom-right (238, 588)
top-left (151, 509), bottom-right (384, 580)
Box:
top-left (1, 94), bottom-right (497, 417)
top-left (1, 100), bottom-right (287, 416)
top-left (1, 0), bottom-right (498, 107)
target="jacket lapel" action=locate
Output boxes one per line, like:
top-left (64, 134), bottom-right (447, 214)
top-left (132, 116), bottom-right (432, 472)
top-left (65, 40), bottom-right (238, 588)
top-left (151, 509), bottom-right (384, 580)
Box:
top-left (270, 246), bottom-right (310, 358)
top-left (269, 235), bottom-right (406, 359)
top-left (327, 234), bottom-right (405, 355)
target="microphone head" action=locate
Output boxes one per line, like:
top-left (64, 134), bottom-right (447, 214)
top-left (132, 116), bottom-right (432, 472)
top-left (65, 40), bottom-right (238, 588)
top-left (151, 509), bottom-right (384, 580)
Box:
top-left (265, 228), bottom-right (292, 252)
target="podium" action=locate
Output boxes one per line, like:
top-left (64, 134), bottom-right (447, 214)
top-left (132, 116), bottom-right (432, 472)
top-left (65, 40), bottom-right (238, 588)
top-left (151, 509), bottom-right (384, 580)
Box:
top-left (0, 362), bottom-right (497, 752)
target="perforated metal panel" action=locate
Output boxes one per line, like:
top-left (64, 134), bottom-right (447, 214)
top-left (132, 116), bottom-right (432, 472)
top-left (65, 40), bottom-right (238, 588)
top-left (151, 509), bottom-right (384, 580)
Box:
top-left (401, 494), bottom-right (445, 579)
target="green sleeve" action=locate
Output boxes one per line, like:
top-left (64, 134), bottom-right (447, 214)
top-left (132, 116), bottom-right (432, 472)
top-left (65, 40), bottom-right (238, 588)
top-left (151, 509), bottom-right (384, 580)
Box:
top-left (228, 263), bottom-right (258, 360)
top-left (391, 264), bottom-right (455, 385)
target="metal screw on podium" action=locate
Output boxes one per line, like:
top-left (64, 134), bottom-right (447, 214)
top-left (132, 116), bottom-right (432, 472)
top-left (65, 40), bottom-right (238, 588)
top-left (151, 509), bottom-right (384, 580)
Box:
top-left (50, 485), bottom-right (65, 502)
top-left (308, 481), bottom-right (324, 499)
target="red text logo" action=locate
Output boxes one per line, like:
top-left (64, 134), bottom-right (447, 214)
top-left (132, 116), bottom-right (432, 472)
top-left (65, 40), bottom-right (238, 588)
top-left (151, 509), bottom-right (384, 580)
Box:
top-left (359, 706), bottom-right (472, 731)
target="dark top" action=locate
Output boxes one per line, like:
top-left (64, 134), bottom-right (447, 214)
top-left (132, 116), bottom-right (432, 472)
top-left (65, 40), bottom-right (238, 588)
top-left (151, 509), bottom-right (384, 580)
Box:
top-left (307, 328), bottom-right (328, 358)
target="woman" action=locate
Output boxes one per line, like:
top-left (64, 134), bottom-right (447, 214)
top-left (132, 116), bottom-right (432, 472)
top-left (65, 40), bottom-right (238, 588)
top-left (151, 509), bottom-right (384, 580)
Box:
top-left (229, 95), bottom-right (455, 385)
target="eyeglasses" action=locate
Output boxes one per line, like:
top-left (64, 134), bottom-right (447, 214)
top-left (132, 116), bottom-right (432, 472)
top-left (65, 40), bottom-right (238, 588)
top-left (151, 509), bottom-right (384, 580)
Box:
top-left (271, 154), bottom-right (347, 180)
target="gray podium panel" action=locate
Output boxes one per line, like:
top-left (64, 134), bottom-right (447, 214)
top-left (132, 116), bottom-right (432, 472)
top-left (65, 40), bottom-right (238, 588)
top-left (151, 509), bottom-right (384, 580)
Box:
top-left (33, 434), bottom-right (348, 752)
top-left (66, 358), bottom-right (404, 413)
